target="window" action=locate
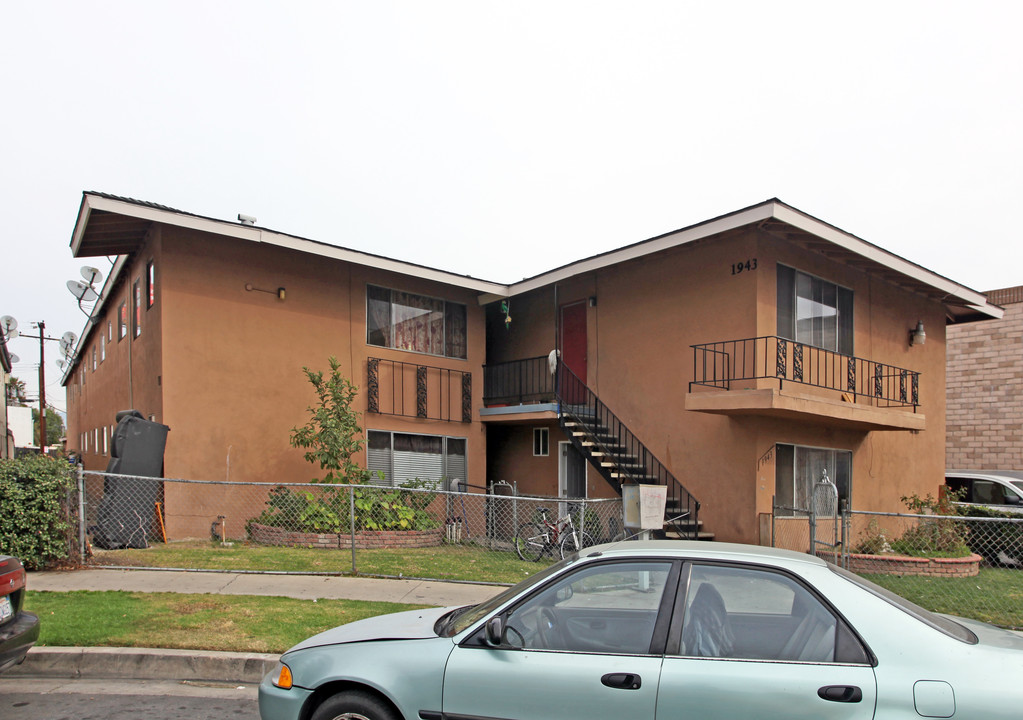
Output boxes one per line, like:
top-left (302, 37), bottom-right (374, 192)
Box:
top-left (100, 333), bottom-right (106, 363)
top-left (133, 279), bottom-right (142, 338)
top-left (146, 260), bottom-right (155, 309)
top-left (367, 285), bottom-right (467, 359)
top-left (118, 302), bottom-right (127, 340)
top-left (505, 561), bottom-right (672, 653)
top-left (102, 427), bottom-right (109, 455)
top-left (533, 428), bottom-right (549, 457)
top-left (777, 265), bottom-right (853, 355)
top-left (367, 430), bottom-right (466, 488)
top-left (107, 320), bottom-right (113, 342)
top-left (677, 564), bottom-right (867, 663)
top-left (775, 444), bottom-right (851, 516)
top-left (91, 346), bottom-right (97, 371)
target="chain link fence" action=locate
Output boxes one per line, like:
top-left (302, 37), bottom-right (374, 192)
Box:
top-left (78, 470), bottom-right (623, 584)
top-left (773, 495), bottom-right (1023, 629)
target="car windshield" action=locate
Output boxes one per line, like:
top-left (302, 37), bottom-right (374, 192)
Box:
top-left (438, 558), bottom-right (573, 637)
top-left (829, 564), bottom-right (978, 644)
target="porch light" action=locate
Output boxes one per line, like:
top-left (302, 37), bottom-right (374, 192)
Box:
top-left (909, 321), bottom-right (926, 347)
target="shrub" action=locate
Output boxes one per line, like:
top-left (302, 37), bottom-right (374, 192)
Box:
top-left (248, 480), bottom-right (439, 536)
top-left (854, 493), bottom-right (971, 558)
top-left (0, 455), bottom-right (77, 569)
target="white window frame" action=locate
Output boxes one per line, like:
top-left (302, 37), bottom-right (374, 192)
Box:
top-left (533, 427), bottom-right (549, 457)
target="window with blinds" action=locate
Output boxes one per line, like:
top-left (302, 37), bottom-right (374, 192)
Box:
top-left (367, 431), bottom-right (467, 490)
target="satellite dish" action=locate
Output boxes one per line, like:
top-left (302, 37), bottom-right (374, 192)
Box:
top-left (80, 266), bottom-right (104, 285)
top-left (62, 331), bottom-right (77, 345)
top-left (67, 280), bottom-right (99, 302)
top-left (0, 315), bottom-right (17, 336)
top-left (59, 340), bottom-right (71, 356)
top-left (10, 353), bottom-right (19, 364)
top-left (56, 359), bottom-right (65, 370)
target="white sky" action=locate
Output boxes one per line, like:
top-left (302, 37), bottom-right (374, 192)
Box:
top-left (2, 1), bottom-right (1021, 415)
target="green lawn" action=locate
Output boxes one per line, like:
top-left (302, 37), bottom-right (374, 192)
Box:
top-left (27, 590), bottom-right (429, 654)
top-left (91, 540), bottom-right (544, 584)
top-left (863, 567), bottom-right (1023, 628)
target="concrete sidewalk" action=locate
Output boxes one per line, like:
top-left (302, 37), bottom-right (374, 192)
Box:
top-left (10, 568), bottom-right (503, 684)
top-left (28, 568), bottom-right (501, 606)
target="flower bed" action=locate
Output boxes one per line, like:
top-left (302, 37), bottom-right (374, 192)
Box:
top-left (847, 552), bottom-right (982, 578)
top-left (249, 522), bottom-right (443, 550)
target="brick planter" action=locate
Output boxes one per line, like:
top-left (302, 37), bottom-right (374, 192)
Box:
top-left (847, 552), bottom-right (982, 578)
top-left (249, 522), bottom-right (443, 549)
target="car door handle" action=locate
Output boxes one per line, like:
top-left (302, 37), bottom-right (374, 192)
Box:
top-left (602, 673), bottom-right (642, 690)
top-left (818, 685), bottom-right (863, 703)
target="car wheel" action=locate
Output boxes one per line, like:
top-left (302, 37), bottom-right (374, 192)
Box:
top-left (311, 690), bottom-right (400, 720)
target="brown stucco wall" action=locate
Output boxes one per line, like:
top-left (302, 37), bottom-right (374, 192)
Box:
top-left (66, 233), bottom-right (165, 473)
top-left (153, 227), bottom-right (486, 537)
top-left (69, 223), bottom-right (486, 539)
top-left (487, 225), bottom-right (951, 543)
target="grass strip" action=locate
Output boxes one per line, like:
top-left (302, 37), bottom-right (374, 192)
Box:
top-left (91, 541), bottom-right (545, 584)
top-left (862, 567), bottom-right (1023, 628)
top-left (26, 591), bottom-right (430, 654)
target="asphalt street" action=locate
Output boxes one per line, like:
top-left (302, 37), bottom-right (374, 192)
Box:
top-left (0, 677), bottom-right (258, 720)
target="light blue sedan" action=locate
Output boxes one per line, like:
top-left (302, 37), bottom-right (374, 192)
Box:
top-left (259, 541), bottom-right (1023, 720)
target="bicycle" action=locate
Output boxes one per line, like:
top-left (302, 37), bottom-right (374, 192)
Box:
top-left (514, 507), bottom-right (595, 562)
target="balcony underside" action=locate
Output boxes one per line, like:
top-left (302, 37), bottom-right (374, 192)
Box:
top-left (480, 403), bottom-right (559, 424)
top-left (685, 388), bottom-right (925, 432)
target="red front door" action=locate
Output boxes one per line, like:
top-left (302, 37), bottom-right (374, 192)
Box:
top-left (560, 302), bottom-right (587, 396)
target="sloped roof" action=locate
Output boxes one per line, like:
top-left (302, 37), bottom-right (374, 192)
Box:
top-left (64, 192), bottom-right (1003, 384)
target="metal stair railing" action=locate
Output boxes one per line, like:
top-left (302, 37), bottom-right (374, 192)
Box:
top-left (556, 363), bottom-right (700, 539)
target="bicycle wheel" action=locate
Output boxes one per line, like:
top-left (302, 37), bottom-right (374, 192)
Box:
top-left (515, 522), bottom-right (549, 562)
top-left (560, 530), bottom-right (595, 558)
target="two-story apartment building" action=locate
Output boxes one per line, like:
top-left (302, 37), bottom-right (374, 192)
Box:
top-left (64, 193), bottom-right (1001, 543)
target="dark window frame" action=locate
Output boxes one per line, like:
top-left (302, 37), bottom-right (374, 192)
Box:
top-left (366, 284), bottom-right (468, 360)
top-left (146, 260), bottom-right (155, 309)
top-left (777, 264), bottom-right (853, 356)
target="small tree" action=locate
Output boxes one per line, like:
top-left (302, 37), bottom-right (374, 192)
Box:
top-left (290, 356), bottom-right (366, 484)
top-left (33, 407), bottom-right (65, 447)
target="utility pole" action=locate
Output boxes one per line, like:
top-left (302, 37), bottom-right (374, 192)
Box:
top-left (37, 321), bottom-right (46, 452)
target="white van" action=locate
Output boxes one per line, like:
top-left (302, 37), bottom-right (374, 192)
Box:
top-left (945, 470), bottom-right (1023, 513)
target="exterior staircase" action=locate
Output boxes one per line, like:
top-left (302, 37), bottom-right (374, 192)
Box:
top-left (556, 364), bottom-right (713, 541)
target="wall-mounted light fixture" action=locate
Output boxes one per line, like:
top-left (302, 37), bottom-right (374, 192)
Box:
top-left (589, 296), bottom-right (597, 307)
top-left (245, 283), bottom-right (286, 300)
top-left (909, 320), bottom-right (926, 347)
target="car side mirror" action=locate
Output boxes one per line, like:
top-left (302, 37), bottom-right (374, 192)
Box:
top-left (1006, 493), bottom-right (1021, 505)
top-left (485, 617), bottom-right (504, 647)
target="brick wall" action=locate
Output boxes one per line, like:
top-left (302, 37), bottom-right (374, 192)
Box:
top-left (946, 286), bottom-right (1023, 469)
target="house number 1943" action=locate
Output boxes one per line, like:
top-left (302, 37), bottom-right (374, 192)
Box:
top-left (731, 258), bottom-right (758, 275)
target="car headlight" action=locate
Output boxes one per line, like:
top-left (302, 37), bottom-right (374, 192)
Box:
top-left (271, 661), bottom-right (293, 689)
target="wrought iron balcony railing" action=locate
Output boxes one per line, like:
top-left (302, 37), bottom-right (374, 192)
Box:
top-left (367, 357), bottom-right (472, 423)
top-left (690, 336), bottom-right (920, 409)
top-left (483, 355), bottom-right (556, 406)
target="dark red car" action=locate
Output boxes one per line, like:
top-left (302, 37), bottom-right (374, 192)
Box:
top-left (0, 556), bottom-right (39, 673)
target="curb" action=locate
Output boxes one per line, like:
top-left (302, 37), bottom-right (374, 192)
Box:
top-left (8, 646), bottom-right (278, 685)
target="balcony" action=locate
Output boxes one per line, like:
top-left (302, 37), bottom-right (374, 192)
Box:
top-left (687, 336), bottom-right (925, 432)
top-left (367, 357), bottom-right (472, 423)
top-left (481, 356), bottom-right (559, 422)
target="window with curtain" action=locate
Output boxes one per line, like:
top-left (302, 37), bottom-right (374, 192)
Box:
top-left (775, 444), bottom-right (851, 516)
top-left (777, 265), bottom-right (853, 355)
top-left (366, 285), bottom-right (467, 359)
